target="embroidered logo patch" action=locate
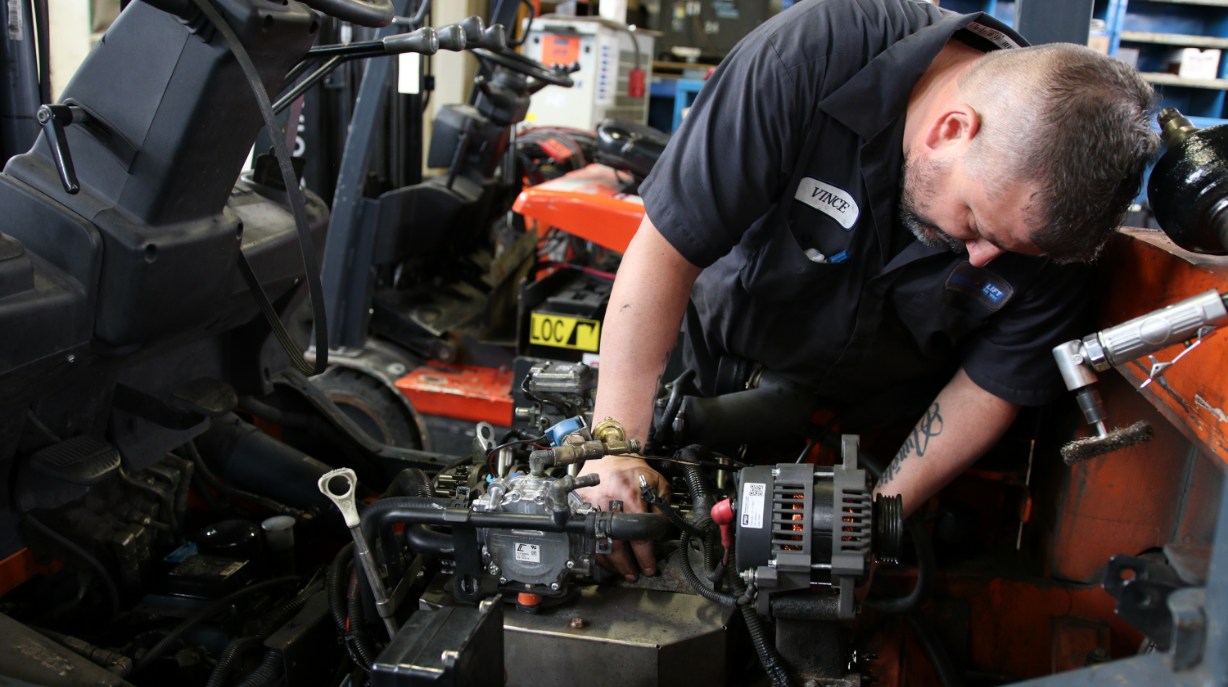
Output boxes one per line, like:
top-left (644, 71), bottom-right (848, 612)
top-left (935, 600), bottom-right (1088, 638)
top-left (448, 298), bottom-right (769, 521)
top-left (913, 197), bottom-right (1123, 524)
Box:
top-left (944, 262), bottom-right (1014, 311)
top-left (795, 177), bottom-right (860, 230)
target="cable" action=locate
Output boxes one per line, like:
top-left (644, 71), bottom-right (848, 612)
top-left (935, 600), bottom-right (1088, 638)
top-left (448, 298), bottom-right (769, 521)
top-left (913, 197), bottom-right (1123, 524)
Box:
top-left (131, 576), bottom-right (300, 675)
top-left (190, 0), bottom-right (327, 376)
top-left (22, 513), bottom-right (121, 624)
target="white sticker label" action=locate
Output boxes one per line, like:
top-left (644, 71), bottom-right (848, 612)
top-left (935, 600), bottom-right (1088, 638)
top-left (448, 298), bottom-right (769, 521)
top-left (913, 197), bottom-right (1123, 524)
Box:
top-left (964, 22), bottom-right (1021, 50)
top-left (514, 543), bottom-right (541, 563)
top-left (398, 53), bottom-right (421, 95)
top-left (795, 178), bottom-right (859, 230)
top-left (740, 482), bottom-right (766, 529)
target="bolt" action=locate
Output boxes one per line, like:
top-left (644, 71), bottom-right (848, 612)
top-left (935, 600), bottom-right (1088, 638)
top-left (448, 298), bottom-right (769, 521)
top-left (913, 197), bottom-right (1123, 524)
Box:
top-left (387, 363), bottom-right (407, 376)
top-left (488, 563), bottom-right (500, 575)
top-left (66, 354), bottom-right (76, 364)
top-left (550, 582), bottom-right (560, 591)
top-left (568, 617), bottom-right (589, 630)
top-left (499, 577), bottom-right (507, 585)
top-left (566, 560), bottom-right (575, 569)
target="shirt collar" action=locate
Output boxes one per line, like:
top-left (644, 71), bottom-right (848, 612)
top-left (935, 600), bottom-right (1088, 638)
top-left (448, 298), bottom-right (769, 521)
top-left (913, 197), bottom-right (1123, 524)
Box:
top-left (817, 11), bottom-right (1027, 143)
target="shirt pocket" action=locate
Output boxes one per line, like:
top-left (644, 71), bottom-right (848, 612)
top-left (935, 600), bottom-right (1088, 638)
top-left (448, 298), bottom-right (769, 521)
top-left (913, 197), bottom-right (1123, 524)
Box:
top-left (738, 218), bottom-right (850, 303)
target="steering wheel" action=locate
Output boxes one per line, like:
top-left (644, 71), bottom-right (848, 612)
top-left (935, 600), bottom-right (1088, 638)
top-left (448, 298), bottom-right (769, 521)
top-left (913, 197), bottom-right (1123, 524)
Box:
top-left (298, 0), bottom-right (394, 28)
top-left (471, 48), bottom-right (576, 88)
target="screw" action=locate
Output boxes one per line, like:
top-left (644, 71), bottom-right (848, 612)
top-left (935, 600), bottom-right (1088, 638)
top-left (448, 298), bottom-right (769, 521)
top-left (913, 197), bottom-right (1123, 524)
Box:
top-left (488, 564), bottom-right (500, 575)
top-left (568, 617), bottom-right (589, 630)
top-left (66, 354), bottom-right (76, 364)
top-left (387, 363), bottom-right (407, 376)
top-left (499, 577), bottom-right (507, 584)
top-left (550, 582), bottom-right (560, 591)
top-left (566, 560), bottom-right (575, 569)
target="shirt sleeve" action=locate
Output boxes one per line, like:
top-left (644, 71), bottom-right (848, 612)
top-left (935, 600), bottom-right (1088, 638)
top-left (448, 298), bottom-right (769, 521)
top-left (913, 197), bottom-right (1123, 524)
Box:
top-left (638, 22), bottom-right (812, 268)
top-left (960, 261), bottom-right (1094, 406)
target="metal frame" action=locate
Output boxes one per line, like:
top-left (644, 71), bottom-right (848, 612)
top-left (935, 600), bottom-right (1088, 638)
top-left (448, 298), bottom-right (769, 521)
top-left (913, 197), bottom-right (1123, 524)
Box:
top-left (1011, 471), bottom-right (1227, 686)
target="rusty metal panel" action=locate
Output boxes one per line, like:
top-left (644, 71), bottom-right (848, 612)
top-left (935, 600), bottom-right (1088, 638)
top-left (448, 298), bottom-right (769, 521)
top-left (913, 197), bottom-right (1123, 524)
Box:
top-left (1096, 230), bottom-right (1228, 465)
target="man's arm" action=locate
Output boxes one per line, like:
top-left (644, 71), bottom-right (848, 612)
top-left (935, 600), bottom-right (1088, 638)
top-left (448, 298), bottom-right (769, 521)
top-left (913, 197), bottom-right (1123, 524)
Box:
top-left (873, 368), bottom-right (1019, 517)
top-left (578, 213), bottom-right (703, 580)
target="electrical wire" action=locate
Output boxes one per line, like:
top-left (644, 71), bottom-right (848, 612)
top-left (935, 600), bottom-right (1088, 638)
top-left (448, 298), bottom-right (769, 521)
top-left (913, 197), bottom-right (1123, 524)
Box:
top-left (190, 0), bottom-right (328, 376)
top-left (131, 576), bottom-right (301, 675)
top-left (22, 513), bottom-right (121, 624)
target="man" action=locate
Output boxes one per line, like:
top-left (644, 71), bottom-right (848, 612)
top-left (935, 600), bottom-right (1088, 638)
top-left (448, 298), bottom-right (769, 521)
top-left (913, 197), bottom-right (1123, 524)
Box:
top-left (577, 0), bottom-right (1160, 581)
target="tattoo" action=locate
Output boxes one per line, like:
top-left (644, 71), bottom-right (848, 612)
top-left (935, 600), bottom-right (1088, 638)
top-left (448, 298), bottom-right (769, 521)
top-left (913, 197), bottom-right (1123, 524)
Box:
top-left (878, 402), bottom-right (944, 487)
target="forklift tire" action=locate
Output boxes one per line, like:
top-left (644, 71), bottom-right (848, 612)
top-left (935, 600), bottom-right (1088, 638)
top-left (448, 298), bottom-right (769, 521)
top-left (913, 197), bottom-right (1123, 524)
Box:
top-left (313, 367), bottom-right (424, 450)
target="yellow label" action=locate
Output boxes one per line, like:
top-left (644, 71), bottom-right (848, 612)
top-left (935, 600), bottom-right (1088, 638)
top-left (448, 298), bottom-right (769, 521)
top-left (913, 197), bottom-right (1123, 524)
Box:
top-left (529, 312), bottom-right (601, 352)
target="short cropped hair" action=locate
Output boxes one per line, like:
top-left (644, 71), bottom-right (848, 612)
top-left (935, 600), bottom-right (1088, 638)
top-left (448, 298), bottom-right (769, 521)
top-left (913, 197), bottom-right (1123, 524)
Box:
top-left (960, 44), bottom-right (1160, 262)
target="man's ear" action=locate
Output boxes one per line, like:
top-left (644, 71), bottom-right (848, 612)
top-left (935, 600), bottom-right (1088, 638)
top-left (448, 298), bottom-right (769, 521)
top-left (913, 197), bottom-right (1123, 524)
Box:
top-left (923, 104), bottom-right (981, 151)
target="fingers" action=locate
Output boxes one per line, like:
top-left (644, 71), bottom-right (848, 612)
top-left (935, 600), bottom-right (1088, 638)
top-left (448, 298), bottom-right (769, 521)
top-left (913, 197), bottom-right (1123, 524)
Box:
top-left (630, 540), bottom-right (657, 577)
top-left (599, 542), bottom-right (640, 582)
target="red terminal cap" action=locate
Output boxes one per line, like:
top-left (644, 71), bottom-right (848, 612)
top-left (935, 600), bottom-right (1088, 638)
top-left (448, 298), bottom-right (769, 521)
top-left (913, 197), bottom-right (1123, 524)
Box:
top-left (711, 498), bottom-right (735, 564)
top-left (627, 68), bottom-right (645, 98)
top-left (517, 592), bottom-right (542, 607)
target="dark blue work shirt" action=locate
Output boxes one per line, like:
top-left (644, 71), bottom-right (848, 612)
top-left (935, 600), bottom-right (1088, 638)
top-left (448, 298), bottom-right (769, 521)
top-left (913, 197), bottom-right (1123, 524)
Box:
top-left (639, 0), bottom-right (1091, 430)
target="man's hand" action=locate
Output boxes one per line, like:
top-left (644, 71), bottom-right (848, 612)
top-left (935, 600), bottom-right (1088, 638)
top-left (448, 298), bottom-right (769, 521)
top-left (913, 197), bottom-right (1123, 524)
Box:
top-left (578, 455), bottom-right (671, 581)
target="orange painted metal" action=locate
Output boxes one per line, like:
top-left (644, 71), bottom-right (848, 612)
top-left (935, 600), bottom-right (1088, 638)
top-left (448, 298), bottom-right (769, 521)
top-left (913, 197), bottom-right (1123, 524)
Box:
top-left (1097, 229), bottom-right (1228, 464)
top-left (0, 548), bottom-right (57, 597)
top-left (863, 573), bottom-right (1142, 686)
top-left (394, 362), bottom-right (514, 426)
top-left (512, 163), bottom-right (645, 253)
top-left (1049, 369), bottom-right (1194, 582)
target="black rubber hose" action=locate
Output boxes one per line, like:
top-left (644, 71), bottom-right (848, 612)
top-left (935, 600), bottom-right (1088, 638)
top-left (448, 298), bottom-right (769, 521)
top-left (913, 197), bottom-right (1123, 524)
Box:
top-left (678, 530), bottom-right (738, 606)
top-left (206, 636), bottom-right (263, 687)
top-left (377, 469), bottom-right (449, 574)
top-left (235, 649), bottom-right (284, 687)
top-left (864, 516), bottom-right (933, 614)
top-left (381, 468), bottom-right (434, 498)
top-left (132, 576), bottom-right (300, 675)
top-left (858, 452), bottom-right (935, 615)
top-left (328, 543), bottom-right (355, 633)
top-left (360, 497), bottom-right (670, 549)
top-left (727, 540), bottom-right (793, 687)
top-left (346, 568), bottom-right (376, 671)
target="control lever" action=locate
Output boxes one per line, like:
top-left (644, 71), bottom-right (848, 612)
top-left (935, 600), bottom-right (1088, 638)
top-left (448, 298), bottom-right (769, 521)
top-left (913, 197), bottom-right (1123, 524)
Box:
top-left (434, 23), bottom-right (467, 51)
top-left (318, 468), bottom-right (399, 639)
top-left (36, 104), bottom-right (87, 195)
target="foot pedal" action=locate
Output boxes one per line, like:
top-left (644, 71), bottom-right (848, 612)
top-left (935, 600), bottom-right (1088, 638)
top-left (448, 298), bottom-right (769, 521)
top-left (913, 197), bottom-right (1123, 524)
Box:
top-left (30, 436), bottom-right (121, 485)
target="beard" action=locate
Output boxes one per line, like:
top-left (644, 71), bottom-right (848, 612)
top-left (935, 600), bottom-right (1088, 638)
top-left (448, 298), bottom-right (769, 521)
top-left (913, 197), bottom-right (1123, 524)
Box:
top-left (899, 156), bottom-right (964, 253)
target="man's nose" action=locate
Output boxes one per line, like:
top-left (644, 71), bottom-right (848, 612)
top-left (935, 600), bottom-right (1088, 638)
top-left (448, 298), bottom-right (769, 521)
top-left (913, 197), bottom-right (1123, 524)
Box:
top-left (965, 240), bottom-right (1004, 267)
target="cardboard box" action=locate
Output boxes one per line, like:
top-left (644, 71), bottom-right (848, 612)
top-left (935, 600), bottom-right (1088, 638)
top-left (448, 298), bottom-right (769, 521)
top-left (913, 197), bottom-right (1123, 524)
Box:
top-left (1170, 47), bottom-right (1222, 80)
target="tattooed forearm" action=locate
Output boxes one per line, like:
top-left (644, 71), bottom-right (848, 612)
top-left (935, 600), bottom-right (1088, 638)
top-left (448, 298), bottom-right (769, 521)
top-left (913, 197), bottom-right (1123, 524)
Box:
top-left (878, 402), bottom-right (944, 487)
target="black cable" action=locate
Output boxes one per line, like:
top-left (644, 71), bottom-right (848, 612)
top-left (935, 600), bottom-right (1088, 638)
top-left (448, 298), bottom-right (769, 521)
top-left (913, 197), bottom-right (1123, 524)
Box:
top-left (205, 636), bottom-right (263, 687)
top-left (131, 576), bottom-right (300, 675)
top-left (190, 0), bottom-right (327, 375)
top-left (678, 530), bottom-right (737, 606)
top-left (23, 513), bottom-right (121, 624)
top-left (906, 611), bottom-right (963, 687)
top-left (726, 539), bottom-right (793, 687)
top-left (235, 649), bottom-right (284, 687)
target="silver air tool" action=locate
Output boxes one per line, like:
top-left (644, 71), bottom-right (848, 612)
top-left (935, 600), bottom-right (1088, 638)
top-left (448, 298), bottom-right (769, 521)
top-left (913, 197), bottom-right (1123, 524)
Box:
top-left (1052, 289), bottom-right (1228, 464)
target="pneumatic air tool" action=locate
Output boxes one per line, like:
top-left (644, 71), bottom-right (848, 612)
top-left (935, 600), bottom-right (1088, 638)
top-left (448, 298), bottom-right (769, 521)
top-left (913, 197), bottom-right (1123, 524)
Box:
top-left (1052, 108), bottom-right (1228, 463)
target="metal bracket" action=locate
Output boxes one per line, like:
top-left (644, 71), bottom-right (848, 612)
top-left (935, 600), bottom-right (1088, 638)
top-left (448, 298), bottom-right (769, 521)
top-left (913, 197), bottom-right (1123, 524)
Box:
top-left (1140, 326), bottom-right (1214, 389)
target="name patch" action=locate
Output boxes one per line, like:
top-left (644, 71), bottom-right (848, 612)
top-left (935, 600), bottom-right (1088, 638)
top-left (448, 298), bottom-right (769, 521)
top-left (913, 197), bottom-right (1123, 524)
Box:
top-left (795, 178), bottom-right (860, 230)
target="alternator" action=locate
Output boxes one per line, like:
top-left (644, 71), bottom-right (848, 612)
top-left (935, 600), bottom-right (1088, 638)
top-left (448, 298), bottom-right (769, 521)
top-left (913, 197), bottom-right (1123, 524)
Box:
top-left (734, 436), bottom-right (902, 618)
